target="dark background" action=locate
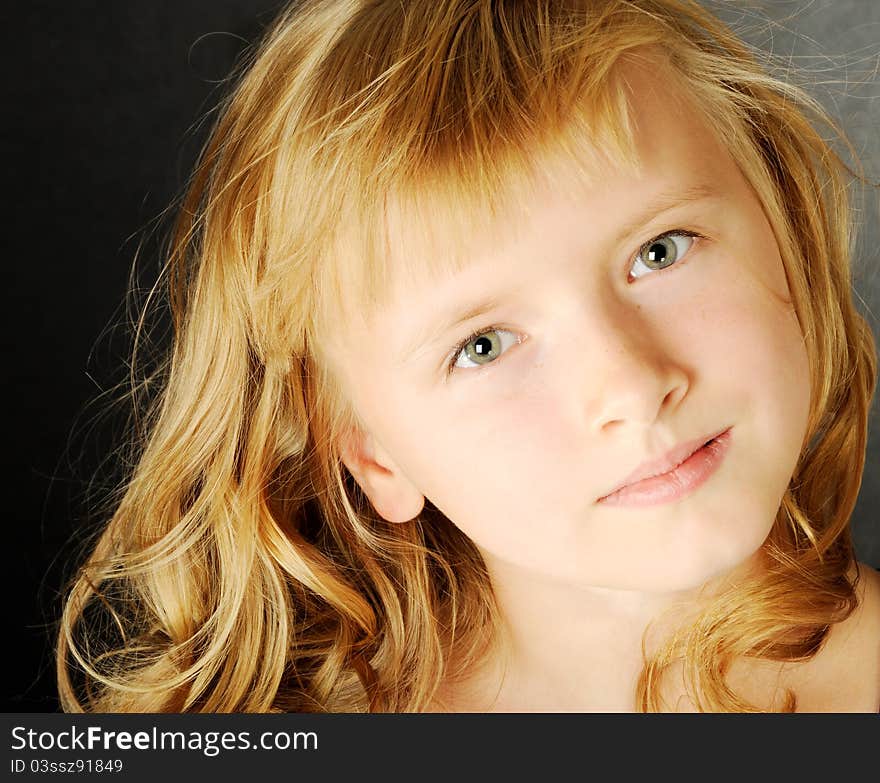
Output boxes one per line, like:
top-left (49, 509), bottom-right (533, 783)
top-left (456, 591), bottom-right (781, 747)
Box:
top-left (4, 1), bottom-right (879, 712)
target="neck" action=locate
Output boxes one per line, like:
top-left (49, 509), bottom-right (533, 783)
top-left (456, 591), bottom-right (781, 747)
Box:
top-left (441, 552), bottom-right (765, 712)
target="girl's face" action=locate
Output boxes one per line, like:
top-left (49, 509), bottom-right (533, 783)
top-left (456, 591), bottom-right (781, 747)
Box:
top-left (328, 63), bottom-right (812, 593)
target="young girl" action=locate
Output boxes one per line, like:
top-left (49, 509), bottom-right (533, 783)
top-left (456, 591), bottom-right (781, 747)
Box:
top-left (57, 0), bottom-right (880, 712)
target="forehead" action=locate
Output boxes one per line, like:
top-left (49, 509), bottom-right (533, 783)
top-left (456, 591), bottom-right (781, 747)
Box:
top-left (320, 55), bottom-right (721, 338)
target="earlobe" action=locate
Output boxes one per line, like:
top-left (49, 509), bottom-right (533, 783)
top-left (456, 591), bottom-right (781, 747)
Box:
top-left (338, 427), bottom-right (425, 524)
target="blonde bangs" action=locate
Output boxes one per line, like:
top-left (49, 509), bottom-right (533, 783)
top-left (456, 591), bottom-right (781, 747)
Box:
top-left (295, 1), bottom-right (683, 333)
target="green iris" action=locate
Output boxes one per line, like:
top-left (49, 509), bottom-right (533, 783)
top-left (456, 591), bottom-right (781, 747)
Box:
top-left (464, 331), bottom-right (503, 366)
top-left (642, 236), bottom-right (679, 270)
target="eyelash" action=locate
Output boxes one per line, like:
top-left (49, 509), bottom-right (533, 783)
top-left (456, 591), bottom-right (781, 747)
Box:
top-left (629, 228), bottom-right (702, 281)
top-left (444, 228), bottom-right (704, 376)
top-left (446, 324), bottom-right (517, 376)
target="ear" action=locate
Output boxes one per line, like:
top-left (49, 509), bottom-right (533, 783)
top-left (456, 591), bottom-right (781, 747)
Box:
top-left (338, 426), bottom-right (425, 524)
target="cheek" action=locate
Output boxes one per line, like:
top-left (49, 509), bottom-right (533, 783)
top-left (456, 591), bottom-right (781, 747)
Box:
top-left (418, 395), bottom-right (571, 503)
top-left (677, 250), bottom-right (812, 516)
top-left (385, 388), bottom-right (579, 556)
top-left (698, 249), bottom-right (810, 417)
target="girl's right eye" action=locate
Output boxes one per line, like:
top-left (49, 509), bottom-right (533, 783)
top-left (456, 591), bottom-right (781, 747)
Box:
top-left (447, 327), bottom-right (521, 375)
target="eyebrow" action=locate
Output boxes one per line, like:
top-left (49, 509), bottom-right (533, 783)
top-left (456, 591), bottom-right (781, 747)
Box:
top-left (612, 182), bottom-right (719, 247)
top-left (394, 296), bottom-right (506, 367)
top-left (394, 183), bottom-right (720, 366)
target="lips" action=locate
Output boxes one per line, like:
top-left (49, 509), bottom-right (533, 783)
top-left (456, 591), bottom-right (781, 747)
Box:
top-left (600, 427), bottom-right (731, 500)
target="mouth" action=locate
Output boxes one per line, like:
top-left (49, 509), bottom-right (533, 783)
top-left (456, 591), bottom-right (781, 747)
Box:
top-left (597, 427), bottom-right (732, 508)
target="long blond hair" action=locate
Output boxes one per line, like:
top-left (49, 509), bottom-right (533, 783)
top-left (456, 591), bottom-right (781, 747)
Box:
top-left (57, 0), bottom-right (877, 712)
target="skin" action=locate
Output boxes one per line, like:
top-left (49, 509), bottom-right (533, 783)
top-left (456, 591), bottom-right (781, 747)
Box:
top-left (324, 61), bottom-right (879, 711)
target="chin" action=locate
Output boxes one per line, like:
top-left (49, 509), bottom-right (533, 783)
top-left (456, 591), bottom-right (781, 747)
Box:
top-left (658, 497), bottom-right (778, 588)
top-left (662, 533), bottom-right (771, 593)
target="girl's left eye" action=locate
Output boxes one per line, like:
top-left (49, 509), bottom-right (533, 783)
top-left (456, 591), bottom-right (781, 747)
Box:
top-left (629, 229), bottom-right (701, 280)
top-left (447, 328), bottom-right (520, 375)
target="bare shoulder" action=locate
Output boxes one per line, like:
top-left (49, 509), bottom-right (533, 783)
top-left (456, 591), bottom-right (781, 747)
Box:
top-left (851, 561), bottom-right (880, 661)
top-left (800, 560), bottom-right (880, 712)
top-left (847, 560), bottom-right (880, 656)
top-left (849, 562), bottom-right (880, 708)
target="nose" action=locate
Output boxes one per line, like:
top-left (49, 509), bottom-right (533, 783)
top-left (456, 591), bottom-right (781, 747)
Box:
top-left (577, 296), bottom-right (690, 435)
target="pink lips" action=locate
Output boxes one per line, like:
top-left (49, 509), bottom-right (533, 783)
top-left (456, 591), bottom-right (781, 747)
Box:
top-left (598, 427), bottom-right (732, 507)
